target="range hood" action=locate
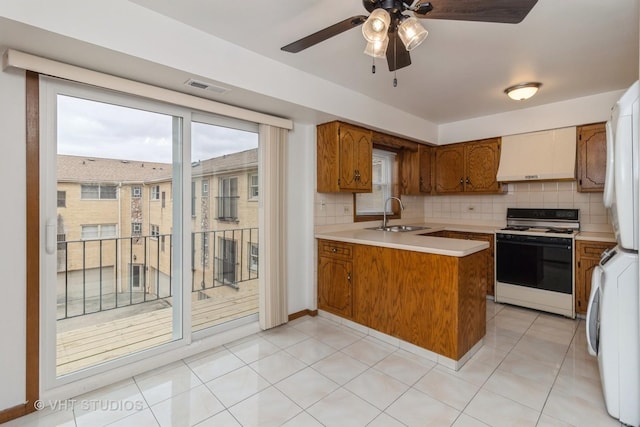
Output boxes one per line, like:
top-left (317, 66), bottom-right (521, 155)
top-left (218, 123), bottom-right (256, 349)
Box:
top-left (496, 126), bottom-right (577, 182)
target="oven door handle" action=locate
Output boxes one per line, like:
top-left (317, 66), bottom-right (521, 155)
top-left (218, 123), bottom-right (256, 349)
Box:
top-left (496, 239), bottom-right (571, 250)
top-left (586, 265), bottom-right (603, 357)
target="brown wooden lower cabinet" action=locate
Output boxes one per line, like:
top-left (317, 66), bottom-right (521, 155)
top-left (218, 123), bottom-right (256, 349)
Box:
top-left (317, 240), bottom-right (354, 319)
top-left (318, 239), bottom-right (487, 361)
top-left (575, 240), bottom-right (616, 315)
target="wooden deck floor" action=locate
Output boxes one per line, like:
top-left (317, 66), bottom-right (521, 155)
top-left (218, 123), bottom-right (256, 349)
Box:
top-left (56, 280), bottom-right (258, 376)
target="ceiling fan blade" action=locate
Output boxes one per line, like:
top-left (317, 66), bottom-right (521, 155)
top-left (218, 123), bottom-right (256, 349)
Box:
top-left (281, 15), bottom-right (368, 53)
top-left (386, 31), bottom-right (411, 72)
top-left (415, 0), bottom-right (538, 24)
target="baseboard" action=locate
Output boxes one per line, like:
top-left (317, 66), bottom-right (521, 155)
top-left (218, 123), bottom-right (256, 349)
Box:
top-left (288, 309), bottom-right (318, 321)
top-left (0, 403), bottom-right (28, 423)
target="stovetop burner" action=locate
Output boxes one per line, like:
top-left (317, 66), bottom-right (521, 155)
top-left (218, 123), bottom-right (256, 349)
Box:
top-left (500, 208), bottom-right (580, 236)
top-left (546, 227), bottom-right (576, 234)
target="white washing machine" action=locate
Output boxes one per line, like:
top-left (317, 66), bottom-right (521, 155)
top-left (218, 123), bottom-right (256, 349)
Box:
top-left (587, 247), bottom-right (640, 427)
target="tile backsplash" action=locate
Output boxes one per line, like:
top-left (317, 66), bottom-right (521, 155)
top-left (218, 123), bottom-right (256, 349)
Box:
top-left (315, 181), bottom-right (612, 232)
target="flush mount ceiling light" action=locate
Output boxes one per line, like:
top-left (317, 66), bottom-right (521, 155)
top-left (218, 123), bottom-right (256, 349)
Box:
top-left (504, 82), bottom-right (542, 101)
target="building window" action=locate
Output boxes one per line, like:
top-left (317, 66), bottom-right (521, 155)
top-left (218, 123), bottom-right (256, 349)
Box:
top-left (355, 148), bottom-right (398, 217)
top-left (202, 179), bottom-right (209, 196)
top-left (249, 242), bottom-right (258, 273)
top-left (81, 224), bottom-right (116, 240)
top-left (57, 191), bottom-right (66, 207)
top-left (132, 223), bottom-right (142, 237)
top-left (151, 185), bottom-right (160, 200)
top-left (57, 233), bottom-right (66, 251)
top-left (130, 264), bottom-right (143, 289)
top-left (132, 186), bottom-right (142, 198)
top-left (161, 235), bottom-right (166, 252)
top-left (217, 177), bottom-right (238, 221)
top-left (151, 224), bottom-right (160, 239)
top-left (161, 191), bottom-right (166, 208)
top-left (248, 173), bottom-right (258, 200)
top-left (81, 184), bottom-right (117, 200)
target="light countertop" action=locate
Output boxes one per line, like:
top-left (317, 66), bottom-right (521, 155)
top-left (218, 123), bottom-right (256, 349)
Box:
top-left (315, 225), bottom-right (489, 257)
top-left (315, 221), bottom-right (616, 256)
top-left (575, 231), bottom-right (616, 243)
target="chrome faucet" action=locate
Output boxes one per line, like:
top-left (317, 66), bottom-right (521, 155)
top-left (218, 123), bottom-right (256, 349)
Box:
top-left (382, 196), bottom-right (404, 229)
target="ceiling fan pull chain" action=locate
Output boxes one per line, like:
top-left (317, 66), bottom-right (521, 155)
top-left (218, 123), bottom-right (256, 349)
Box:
top-left (393, 34), bottom-right (398, 87)
top-left (372, 57), bottom-right (376, 74)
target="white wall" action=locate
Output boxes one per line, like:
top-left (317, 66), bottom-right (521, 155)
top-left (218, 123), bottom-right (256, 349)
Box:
top-left (0, 68), bottom-right (26, 410)
top-left (286, 123), bottom-right (316, 313)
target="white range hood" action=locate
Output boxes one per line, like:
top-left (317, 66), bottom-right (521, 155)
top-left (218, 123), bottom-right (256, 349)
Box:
top-left (496, 126), bottom-right (577, 182)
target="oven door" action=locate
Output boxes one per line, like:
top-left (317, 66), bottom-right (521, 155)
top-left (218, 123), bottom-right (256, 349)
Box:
top-left (496, 234), bottom-right (573, 294)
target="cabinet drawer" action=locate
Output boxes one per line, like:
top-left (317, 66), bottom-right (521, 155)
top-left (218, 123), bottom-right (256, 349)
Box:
top-left (577, 241), bottom-right (615, 259)
top-left (318, 240), bottom-right (353, 259)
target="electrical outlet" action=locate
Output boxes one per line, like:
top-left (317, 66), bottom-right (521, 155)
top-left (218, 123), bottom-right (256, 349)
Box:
top-left (319, 200), bottom-right (326, 211)
top-left (343, 205), bottom-right (351, 214)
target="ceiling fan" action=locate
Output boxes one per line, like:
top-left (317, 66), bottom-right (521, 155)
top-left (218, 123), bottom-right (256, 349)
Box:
top-left (281, 0), bottom-right (539, 73)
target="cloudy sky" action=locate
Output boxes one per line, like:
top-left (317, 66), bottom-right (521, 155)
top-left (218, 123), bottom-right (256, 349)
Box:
top-left (57, 95), bottom-right (258, 164)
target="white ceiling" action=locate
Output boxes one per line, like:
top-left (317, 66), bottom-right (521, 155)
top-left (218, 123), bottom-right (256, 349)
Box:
top-left (128, 0), bottom-right (640, 124)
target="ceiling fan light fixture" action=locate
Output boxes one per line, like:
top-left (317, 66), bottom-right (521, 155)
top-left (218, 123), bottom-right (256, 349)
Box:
top-left (504, 82), bottom-right (542, 100)
top-left (364, 36), bottom-right (389, 58)
top-left (362, 8), bottom-right (391, 42)
top-left (398, 16), bottom-right (428, 51)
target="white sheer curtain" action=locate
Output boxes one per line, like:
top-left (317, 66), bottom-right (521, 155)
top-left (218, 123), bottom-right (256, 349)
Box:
top-left (258, 124), bottom-right (288, 329)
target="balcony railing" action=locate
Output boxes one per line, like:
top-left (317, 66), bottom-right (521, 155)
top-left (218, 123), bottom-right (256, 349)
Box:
top-left (56, 227), bottom-right (258, 320)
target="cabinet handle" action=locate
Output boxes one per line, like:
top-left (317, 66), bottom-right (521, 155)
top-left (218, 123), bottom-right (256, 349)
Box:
top-left (332, 247), bottom-right (338, 253)
top-left (459, 178), bottom-right (464, 188)
top-left (466, 177), bottom-right (471, 185)
top-left (347, 272), bottom-right (351, 281)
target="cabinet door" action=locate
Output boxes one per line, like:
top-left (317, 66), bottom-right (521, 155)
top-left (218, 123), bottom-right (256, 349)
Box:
top-left (419, 145), bottom-right (433, 193)
top-left (434, 145), bottom-right (464, 193)
top-left (400, 148), bottom-right (420, 195)
top-left (318, 256), bottom-right (353, 318)
top-left (464, 138), bottom-right (502, 193)
top-left (577, 123), bottom-right (606, 192)
top-left (339, 124), bottom-right (372, 192)
top-left (575, 240), bottom-right (615, 314)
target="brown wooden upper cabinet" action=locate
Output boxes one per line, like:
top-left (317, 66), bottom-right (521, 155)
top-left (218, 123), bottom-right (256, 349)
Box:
top-left (400, 144), bottom-right (433, 195)
top-left (317, 121), bottom-right (373, 193)
top-left (576, 122), bottom-right (606, 192)
top-left (434, 138), bottom-right (504, 194)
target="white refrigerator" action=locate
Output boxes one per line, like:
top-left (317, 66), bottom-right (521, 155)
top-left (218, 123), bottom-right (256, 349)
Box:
top-left (586, 80), bottom-right (640, 427)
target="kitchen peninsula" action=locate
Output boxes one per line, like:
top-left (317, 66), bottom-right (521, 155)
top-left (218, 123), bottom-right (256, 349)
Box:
top-left (315, 227), bottom-right (489, 369)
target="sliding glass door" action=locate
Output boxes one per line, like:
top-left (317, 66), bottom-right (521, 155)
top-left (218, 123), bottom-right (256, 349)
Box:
top-left (40, 77), bottom-right (264, 387)
top-left (41, 82), bottom-right (187, 381)
top-left (190, 117), bottom-right (259, 334)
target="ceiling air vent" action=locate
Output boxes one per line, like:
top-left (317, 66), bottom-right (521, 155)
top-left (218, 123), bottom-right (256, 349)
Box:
top-left (185, 78), bottom-right (230, 94)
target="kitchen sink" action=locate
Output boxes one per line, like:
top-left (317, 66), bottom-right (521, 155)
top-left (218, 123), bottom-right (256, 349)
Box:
top-left (367, 225), bottom-right (431, 232)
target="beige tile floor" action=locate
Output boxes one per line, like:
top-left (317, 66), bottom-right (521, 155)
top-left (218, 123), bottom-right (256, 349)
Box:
top-left (5, 301), bottom-right (623, 427)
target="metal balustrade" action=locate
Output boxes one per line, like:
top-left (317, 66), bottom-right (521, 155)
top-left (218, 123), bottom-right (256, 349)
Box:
top-left (56, 227), bottom-right (258, 320)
